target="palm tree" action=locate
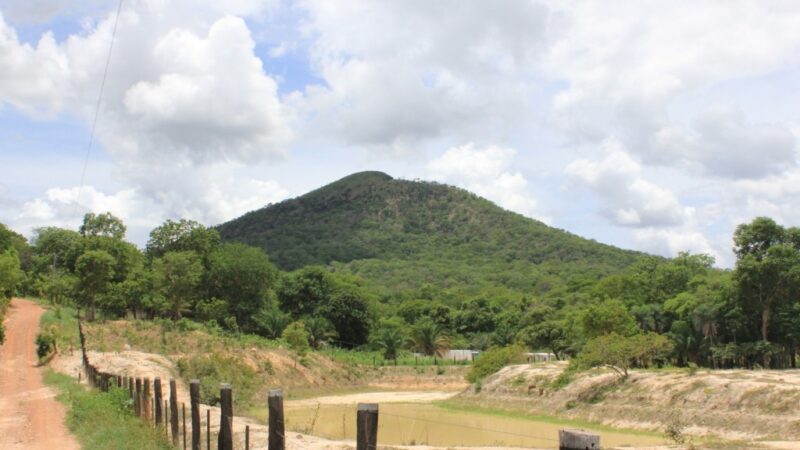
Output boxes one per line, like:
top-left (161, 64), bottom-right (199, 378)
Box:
top-left (412, 318), bottom-right (450, 357)
top-left (303, 316), bottom-right (338, 349)
top-left (373, 326), bottom-right (407, 361)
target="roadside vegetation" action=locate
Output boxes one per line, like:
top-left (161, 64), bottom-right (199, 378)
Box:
top-left (44, 370), bottom-right (172, 450)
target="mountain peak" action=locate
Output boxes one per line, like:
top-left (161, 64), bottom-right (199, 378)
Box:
top-left (216, 172), bottom-right (642, 295)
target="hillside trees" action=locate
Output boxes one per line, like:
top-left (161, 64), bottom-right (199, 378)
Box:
top-left (154, 251), bottom-right (203, 320)
top-left (206, 243), bottom-right (278, 331)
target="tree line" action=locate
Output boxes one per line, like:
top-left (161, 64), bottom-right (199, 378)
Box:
top-left (3, 214), bottom-right (800, 371)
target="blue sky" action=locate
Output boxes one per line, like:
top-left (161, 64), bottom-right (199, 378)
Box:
top-left (2, 0), bottom-right (800, 267)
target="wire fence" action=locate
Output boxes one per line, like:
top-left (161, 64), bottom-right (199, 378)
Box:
top-left (77, 319), bottom-right (600, 450)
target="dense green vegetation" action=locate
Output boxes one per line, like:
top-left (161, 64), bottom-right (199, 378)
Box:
top-left (0, 223), bottom-right (26, 343)
top-left (44, 370), bottom-right (172, 450)
top-left (6, 172), bottom-right (800, 384)
top-left (217, 171), bottom-right (643, 296)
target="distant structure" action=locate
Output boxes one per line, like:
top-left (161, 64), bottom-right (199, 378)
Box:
top-left (443, 349), bottom-right (479, 361)
top-left (526, 352), bottom-right (557, 363)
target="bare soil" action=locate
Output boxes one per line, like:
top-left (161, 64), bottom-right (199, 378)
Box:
top-left (461, 361), bottom-right (800, 445)
top-left (0, 298), bottom-right (80, 450)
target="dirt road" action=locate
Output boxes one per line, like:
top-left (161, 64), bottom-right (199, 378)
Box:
top-left (0, 298), bottom-right (80, 450)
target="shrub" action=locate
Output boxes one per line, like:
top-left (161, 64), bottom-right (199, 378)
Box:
top-left (573, 332), bottom-right (673, 380)
top-left (282, 321), bottom-right (310, 357)
top-left (466, 345), bottom-right (525, 383)
top-left (36, 326), bottom-right (58, 360)
top-left (175, 354), bottom-right (258, 408)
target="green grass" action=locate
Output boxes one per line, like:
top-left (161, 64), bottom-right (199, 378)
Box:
top-left (437, 399), bottom-right (667, 439)
top-left (44, 370), bottom-right (173, 450)
top-left (39, 304), bottom-right (80, 353)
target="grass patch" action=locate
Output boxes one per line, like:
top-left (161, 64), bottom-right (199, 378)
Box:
top-left (39, 304), bottom-right (80, 353)
top-left (44, 370), bottom-right (173, 450)
top-left (437, 398), bottom-right (666, 438)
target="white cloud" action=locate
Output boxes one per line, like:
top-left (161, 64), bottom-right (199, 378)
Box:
top-left (633, 227), bottom-right (722, 263)
top-left (428, 143), bottom-right (544, 221)
top-left (566, 141), bottom-right (691, 227)
top-left (544, 1), bottom-right (800, 171)
top-left (654, 104), bottom-right (796, 179)
top-left (0, 13), bottom-right (69, 116)
top-left (296, 0), bottom-right (548, 151)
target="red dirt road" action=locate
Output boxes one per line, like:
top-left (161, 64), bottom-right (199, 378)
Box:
top-left (0, 298), bottom-right (80, 449)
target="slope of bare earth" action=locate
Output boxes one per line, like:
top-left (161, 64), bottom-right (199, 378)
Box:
top-left (457, 361), bottom-right (800, 444)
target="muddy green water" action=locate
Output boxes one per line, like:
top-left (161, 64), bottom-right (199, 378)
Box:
top-left (285, 403), bottom-right (666, 448)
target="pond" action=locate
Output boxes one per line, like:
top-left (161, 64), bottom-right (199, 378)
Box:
top-left (285, 402), bottom-right (667, 448)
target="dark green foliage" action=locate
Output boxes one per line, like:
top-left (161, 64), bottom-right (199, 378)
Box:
top-left (206, 243), bottom-right (278, 330)
top-left (36, 328), bottom-right (56, 359)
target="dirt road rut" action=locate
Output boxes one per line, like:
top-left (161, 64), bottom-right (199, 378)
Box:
top-left (0, 298), bottom-right (80, 449)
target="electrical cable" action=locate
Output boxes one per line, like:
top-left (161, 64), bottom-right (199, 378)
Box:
top-left (75, 0), bottom-right (124, 214)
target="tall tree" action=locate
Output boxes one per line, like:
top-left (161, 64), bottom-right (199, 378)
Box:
top-left (75, 250), bottom-right (116, 321)
top-left (154, 251), bottom-right (203, 320)
top-left (79, 212), bottom-right (127, 239)
top-left (733, 217), bottom-right (800, 344)
top-left (206, 243), bottom-right (278, 330)
top-left (146, 219), bottom-right (220, 260)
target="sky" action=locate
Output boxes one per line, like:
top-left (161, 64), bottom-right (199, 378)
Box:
top-left (1, 0), bottom-right (800, 267)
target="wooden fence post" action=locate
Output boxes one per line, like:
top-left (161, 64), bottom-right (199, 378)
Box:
top-left (190, 380), bottom-right (201, 450)
top-left (170, 379), bottom-right (179, 445)
top-left (128, 377), bottom-right (133, 399)
top-left (135, 378), bottom-right (142, 417)
top-left (206, 409), bottom-right (210, 450)
top-left (154, 377), bottom-right (163, 425)
top-left (183, 403), bottom-right (187, 450)
top-left (245, 425), bottom-right (250, 450)
top-left (356, 403), bottom-right (378, 450)
top-left (558, 429), bottom-right (600, 450)
top-left (143, 378), bottom-right (151, 422)
top-left (218, 384), bottom-right (233, 450)
top-left (164, 400), bottom-right (169, 438)
top-left (268, 389), bottom-right (285, 450)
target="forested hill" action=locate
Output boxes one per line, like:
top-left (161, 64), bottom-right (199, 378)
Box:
top-left (216, 171), bottom-right (645, 295)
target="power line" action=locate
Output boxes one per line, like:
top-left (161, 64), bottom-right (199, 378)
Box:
top-left (75, 0), bottom-right (124, 214)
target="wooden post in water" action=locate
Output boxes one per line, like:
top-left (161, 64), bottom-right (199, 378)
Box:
top-left (218, 384), bottom-right (233, 450)
top-left (268, 389), bottom-right (285, 450)
top-left (356, 403), bottom-right (378, 450)
top-left (135, 378), bottom-right (142, 417)
top-left (558, 429), bottom-right (599, 450)
top-left (190, 380), bottom-right (201, 450)
top-left (170, 379), bottom-right (179, 445)
top-left (143, 378), bottom-right (151, 422)
top-left (154, 377), bottom-right (163, 425)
